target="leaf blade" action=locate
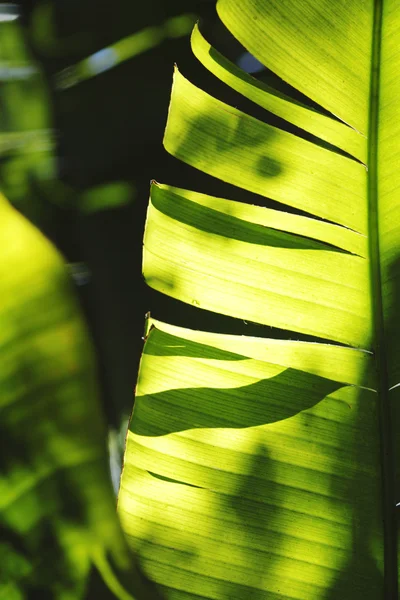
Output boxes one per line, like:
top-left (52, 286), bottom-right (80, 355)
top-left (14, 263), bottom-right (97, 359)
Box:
top-left (119, 324), bottom-right (384, 599)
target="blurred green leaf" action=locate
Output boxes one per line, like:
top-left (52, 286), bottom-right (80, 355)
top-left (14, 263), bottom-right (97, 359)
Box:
top-left (0, 194), bottom-right (161, 599)
top-left (80, 183), bottom-right (135, 214)
top-left (55, 14), bottom-right (197, 89)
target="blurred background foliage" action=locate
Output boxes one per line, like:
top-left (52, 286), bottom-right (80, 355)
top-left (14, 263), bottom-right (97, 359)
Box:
top-left (2, 0), bottom-right (218, 432)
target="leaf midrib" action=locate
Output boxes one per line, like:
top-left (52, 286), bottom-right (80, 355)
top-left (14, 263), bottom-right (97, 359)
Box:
top-left (368, 0), bottom-right (397, 596)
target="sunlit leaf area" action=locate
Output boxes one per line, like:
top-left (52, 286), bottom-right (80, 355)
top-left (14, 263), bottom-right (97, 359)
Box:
top-left (2, 1), bottom-right (400, 599)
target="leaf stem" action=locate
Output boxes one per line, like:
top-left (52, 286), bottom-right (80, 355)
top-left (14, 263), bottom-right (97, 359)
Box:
top-left (368, 0), bottom-right (397, 596)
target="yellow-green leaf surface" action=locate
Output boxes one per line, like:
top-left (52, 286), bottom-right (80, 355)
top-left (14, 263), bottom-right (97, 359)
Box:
top-left (144, 182), bottom-right (370, 347)
top-left (119, 321), bottom-right (382, 599)
top-left (0, 195), bottom-right (160, 599)
top-left (164, 70), bottom-right (367, 234)
top-left (190, 23), bottom-right (367, 164)
top-left (119, 0), bottom-right (400, 598)
top-left (217, 0), bottom-right (372, 134)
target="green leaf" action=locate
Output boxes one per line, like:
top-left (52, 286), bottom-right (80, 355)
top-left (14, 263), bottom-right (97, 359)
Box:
top-left (119, 321), bottom-right (382, 599)
top-left (190, 23), bottom-right (366, 164)
top-left (118, 0), bottom-right (400, 598)
top-left (144, 182), bottom-right (370, 346)
top-left (79, 182), bottom-right (135, 214)
top-left (0, 195), bottom-right (160, 599)
top-left (217, 0), bottom-right (372, 134)
top-left (164, 69), bottom-right (367, 233)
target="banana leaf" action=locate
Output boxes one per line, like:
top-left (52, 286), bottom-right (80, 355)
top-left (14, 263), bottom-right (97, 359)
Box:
top-left (117, 1), bottom-right (400, 598)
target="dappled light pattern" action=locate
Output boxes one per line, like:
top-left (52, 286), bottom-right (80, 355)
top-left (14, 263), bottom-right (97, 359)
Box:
top-left (144, 322), bottom-right (375, 388)
top-left (164, 70), bottom-right (367, 234)
top-left (159, 184), bottom-right (368, 257)
top-left (144, 184), bottom-right (371, 346)
top-left (150, 184), bottom-right (354, 253)
top-left (190, 24), bottom-right (366, 164)
top-left (118, 323), bottom-right (383, 599)
top-left (133, 366), bottom-right (342, 434)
